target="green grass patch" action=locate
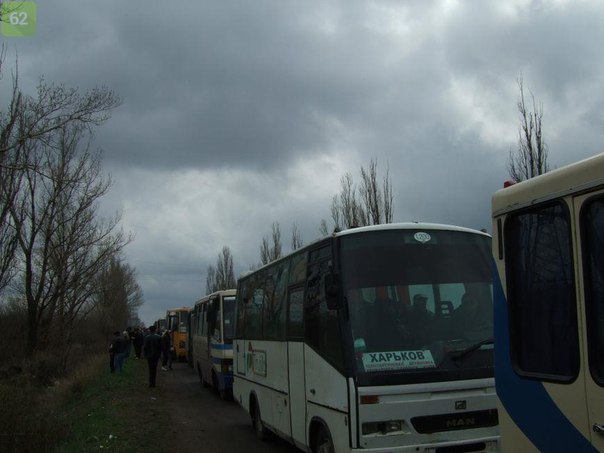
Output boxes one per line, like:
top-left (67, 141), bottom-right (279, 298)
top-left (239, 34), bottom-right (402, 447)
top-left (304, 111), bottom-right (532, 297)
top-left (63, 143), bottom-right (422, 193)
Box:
top-left (54, 356), bottom-right (169, 453)
top-left (0, 354), bottom-right (171, 453)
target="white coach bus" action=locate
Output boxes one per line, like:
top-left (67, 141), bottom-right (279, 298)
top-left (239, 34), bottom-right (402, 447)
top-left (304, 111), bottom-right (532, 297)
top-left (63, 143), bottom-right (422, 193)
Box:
top-left (233, 223), bottom-right (500, 452)
top-left (492, 153), bottom-right (604, 452)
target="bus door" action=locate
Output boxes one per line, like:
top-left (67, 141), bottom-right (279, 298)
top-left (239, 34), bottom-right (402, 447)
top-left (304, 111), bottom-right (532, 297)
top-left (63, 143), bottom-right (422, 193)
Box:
top-left (287, 286), bottom-right (307, 446)
top-left (575, 191), bottom-right (604, 451)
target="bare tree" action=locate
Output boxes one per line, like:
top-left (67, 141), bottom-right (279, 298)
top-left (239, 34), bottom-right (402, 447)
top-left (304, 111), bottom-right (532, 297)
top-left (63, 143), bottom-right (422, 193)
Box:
top-left (2, 78), bottom-right (123, 356)
top-left (93, 257), bottom-right (143, 342)
top-left (319, 219), bottom-right (329, 237)
top-left (322, 157), bottom-right (394, 233)
top-left (291, 221), bottom-right (303, 251)
top-left (0, 72), bottom-right (120, 296)
top-left (213, 246), bottom-right (236, 291)
top-left (205, 265), bottom-right (217, 294)
top-left (260, 222), bottom-right (282, 265)
top-left (508, 76), bottom-right (549, 182)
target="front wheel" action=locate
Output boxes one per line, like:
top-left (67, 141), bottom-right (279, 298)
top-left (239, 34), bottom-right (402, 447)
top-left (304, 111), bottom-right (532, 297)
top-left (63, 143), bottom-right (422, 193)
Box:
top-left (315, 426), bottom-right (334, 453)
top-left (252, 400), bottom-right (269, 441)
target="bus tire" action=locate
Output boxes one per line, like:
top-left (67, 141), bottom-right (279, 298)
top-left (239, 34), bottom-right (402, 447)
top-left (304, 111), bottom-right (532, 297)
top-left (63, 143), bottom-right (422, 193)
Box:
top-left (252, 399), bottom-right (269, 441)
top-left (315, 426), bottom-right (334, 453)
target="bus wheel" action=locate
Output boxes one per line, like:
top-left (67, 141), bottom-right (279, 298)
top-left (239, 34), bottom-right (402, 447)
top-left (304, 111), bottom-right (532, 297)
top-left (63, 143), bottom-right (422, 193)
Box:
top-left (315, 426), bottom-right (334, 453)
top-left (252, 400), bottom-right (268, 441)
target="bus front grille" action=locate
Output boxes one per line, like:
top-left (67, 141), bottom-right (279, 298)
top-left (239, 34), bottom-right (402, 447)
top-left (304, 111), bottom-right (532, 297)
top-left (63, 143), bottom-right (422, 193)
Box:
top-left (411, 409), bottom-right (498, 434)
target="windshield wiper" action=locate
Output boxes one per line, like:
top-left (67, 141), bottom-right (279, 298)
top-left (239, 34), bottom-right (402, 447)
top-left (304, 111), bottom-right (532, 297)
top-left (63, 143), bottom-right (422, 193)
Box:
top-left (451, 338), bottom-right (494, 363)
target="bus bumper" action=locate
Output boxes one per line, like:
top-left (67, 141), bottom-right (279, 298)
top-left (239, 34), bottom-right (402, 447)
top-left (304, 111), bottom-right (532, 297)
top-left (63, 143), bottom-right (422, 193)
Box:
top-left (350, 436), bottom-right (500, 452)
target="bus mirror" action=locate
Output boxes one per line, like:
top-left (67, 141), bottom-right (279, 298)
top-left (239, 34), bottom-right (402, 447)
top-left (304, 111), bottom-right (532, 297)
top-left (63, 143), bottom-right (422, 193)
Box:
top-left (324, 273), bottom-right (343, 310)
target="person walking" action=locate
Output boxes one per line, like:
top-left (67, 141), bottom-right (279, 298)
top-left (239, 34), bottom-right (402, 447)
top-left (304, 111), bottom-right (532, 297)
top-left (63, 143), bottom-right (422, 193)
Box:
top-left (111, 331), bottom-right (128, 373)
top-left (161, 329), bottom-right (173, 371)
top-left (132, 328), bottom-right (144, 359)
top-left (108, 331), bottom-right (121, 373)
top-left (143, 325), bottom-right (163, 387)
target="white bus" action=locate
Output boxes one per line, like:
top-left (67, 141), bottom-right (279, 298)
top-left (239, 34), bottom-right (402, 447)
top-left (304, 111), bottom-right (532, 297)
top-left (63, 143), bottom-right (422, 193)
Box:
top-left (191, 289), bottom-right (237, 400)
top-left (233, 223), bottom-right (500, 452)
top-left (492, 153), bottom-right (604, 452)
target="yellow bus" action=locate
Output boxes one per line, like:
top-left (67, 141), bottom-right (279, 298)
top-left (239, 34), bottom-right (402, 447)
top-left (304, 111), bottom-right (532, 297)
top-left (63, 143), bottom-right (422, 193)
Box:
top-left (166, 307), bottom-right (191, 362)
top-left (492, 153), bottom-right (604, 452)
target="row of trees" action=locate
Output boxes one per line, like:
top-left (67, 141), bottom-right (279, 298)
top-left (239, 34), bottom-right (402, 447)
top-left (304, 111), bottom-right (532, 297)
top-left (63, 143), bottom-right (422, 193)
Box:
top-left (204, 78), bottom-right (550, 294)
top-left (0, 57), bottom-right (141, 365)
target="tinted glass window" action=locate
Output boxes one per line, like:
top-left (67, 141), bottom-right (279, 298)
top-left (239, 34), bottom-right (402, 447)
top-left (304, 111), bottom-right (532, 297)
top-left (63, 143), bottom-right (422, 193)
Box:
top-left (288, 286), bottom-right (304, 338)
top-left (506, 202), bottom-right (579, 380)
top-left (305, 247), bottom-right (344, 372)
top-left (223, 296), bottom-right (236, 341)
top-left (582, 196), bottom-right (604, 385)
top-left (289, 252), bottom-right (307, 285)
top-left (341, 230), bottom-right (493, 384)
top-left (263, 263), bottom-right (288, 340)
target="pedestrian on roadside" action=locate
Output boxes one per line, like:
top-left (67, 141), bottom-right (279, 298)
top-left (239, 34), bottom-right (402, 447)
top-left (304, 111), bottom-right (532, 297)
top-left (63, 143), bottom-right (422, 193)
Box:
top-left (143, 325), bottom-right (163, 387)
top-left (108, 331), bottom-right (120, 373)
top-left (111, 330), bottom-right (128, 373)
top-left (123, 330), bottom-right (132, 358)
top-left (132, 328), bottom-right (144, 359)
top-left (161, 329), bottom-right (173, 371)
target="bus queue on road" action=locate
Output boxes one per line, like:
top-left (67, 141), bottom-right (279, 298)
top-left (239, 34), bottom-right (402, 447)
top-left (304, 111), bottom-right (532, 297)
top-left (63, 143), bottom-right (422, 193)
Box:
top-left (149, 151), bottom-right (604, 453)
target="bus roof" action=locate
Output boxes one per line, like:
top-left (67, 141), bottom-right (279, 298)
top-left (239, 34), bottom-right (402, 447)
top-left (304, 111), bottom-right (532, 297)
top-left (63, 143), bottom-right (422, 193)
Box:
top-left (167, 307), bottom-right (191, 312)
top-left (195, 289), bottom-right (237, 305)
top-left (238, 222), bottom-right (490, 280)
top-left (492, 152), bottom-right (604, 216)
top-left (333, 222), bottom-right (490, 238)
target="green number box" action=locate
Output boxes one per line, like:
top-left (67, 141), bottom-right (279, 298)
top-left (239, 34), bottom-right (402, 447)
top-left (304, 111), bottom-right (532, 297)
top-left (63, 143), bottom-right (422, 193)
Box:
top-left (2, 2), bottom-right (37, 37)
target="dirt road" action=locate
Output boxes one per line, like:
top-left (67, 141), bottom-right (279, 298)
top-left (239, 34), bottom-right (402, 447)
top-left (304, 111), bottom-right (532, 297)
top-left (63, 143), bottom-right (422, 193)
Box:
top-left (157, 362), bottom-right (301, 453)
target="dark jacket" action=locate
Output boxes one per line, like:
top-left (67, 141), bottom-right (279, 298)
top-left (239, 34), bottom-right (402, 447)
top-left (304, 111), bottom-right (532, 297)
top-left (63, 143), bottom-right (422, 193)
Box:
top-left (162, 332), bottom-right (171, 353)
top-left (110, 335), bottom-right (127, 354)
top-left (143, 333), bottom-right (163, 360)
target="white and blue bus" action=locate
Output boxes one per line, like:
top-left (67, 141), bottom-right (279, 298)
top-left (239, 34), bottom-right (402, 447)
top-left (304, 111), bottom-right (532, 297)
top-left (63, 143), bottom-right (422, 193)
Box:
top-left (191, 289), bottom-right (237, 400)
top-left (234, 223), bottom-right (500, 452)
top-left (492, 153), bottom-right (604, 452)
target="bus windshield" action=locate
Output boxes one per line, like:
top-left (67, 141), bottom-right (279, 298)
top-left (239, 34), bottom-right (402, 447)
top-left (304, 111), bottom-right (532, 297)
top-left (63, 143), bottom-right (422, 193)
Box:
top-left (222, 296), bottom-right (236, 342)
top-left (339, 229), bottom-right (493, 385)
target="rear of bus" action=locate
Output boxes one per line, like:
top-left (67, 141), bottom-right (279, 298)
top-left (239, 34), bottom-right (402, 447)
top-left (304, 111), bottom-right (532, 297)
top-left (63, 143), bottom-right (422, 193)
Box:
top-left (337, 224), bottom-right (499, 451)
top-left (167, 308), bottom-right (190, 362)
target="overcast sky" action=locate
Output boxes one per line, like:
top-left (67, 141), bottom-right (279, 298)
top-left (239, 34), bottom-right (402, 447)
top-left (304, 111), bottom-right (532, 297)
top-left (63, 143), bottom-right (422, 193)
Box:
top-left (3, 0), bottom-right (604, 325)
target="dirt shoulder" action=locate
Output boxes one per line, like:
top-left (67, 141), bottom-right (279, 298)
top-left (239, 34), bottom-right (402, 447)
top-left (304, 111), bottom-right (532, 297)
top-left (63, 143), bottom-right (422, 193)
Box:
top-left (154, 361), bottom-right (299, 453)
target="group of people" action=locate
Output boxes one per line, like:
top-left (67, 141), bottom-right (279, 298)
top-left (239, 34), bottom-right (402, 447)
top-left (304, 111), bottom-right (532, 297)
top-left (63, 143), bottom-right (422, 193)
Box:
top-left (108, 328), bottom-right (143, 373)
top-left (108, 326), bottom-right (176, 387)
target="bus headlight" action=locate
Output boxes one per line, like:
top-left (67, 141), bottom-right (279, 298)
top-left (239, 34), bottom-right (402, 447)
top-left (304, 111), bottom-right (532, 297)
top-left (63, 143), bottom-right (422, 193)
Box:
top-left (362, 420), bottom-right (410, 435)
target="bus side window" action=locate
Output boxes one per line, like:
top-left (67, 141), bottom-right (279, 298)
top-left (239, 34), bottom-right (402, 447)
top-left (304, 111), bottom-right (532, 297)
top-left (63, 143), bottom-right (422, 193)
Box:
top-left (263, 262), bottom-right (288, 340)
top-left (506, 202), bottom-right (579, 380)
top-left (305, 252), bottom-right (344, 372)
top-left (287, 286), bottom-right (304, 338)
top-left (582, 196), bottom-right (604, 384)
top-left (200, 305), bottom-right (207, 336)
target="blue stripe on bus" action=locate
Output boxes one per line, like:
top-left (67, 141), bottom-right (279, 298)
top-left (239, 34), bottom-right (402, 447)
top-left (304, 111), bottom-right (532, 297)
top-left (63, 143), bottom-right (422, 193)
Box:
top-left (493, 269), bottom-right (596, 452)
top-left (210, 343), bottom-right (232, 351)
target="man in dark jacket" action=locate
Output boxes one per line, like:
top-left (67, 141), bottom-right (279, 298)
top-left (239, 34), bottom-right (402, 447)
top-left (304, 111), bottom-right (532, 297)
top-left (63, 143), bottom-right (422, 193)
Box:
top-left (132, 328), bottom-right (144, 359)
top-left (110, 330), bottom-right (128, 373)
top-left (143, 325), bottom-right (163, 387)
top-left (161, 329), bottom-right (173, 371)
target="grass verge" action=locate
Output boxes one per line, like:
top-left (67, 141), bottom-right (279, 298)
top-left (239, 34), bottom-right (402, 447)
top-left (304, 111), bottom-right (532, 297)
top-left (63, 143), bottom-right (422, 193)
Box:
top-left (54, 356), bottom-right (169, 453)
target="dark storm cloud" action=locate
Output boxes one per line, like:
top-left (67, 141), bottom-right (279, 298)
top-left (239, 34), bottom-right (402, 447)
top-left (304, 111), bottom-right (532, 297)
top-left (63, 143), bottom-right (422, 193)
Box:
top-left (6, 0), bottom-right (604, 324)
